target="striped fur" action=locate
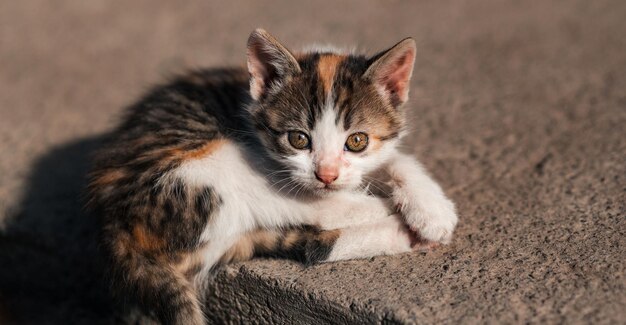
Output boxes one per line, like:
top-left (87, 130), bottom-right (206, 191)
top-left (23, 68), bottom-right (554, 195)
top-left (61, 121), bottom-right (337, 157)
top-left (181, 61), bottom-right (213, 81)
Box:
top-left (87, 29), bottom-right (457, 325)
top-left (219, 226), bottom-right (341, 265)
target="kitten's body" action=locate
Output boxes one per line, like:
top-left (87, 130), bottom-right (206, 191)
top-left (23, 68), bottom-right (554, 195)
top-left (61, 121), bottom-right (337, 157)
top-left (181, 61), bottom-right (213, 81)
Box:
top-left (87, 30), bottom-right (457, 324)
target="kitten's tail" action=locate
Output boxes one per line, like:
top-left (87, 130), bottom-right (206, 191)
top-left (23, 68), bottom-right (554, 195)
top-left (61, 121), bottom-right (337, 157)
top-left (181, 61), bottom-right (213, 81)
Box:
top-left (105, 232), bottom-right (205, 325)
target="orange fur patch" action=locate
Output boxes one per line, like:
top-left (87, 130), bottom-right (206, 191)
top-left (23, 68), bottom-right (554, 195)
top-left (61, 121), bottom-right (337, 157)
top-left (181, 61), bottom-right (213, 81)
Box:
top-left (368, 136), bottom-right (385, 151)
top-left (92, 168), bottom-right (127, 187)
top-left (318, 229), bottom-right (341, 245)
top-left (220, 229), bottom-right (283, 264)
top-left (249, 230), bottom-right (280, 251)
top-left (220, 236), bottom-right (255, 263)
top-left (317, 54), bottom-right (346, 96)
top-left (177, 139), bottom-right (228, 161)
top-left (173, 249), bottom-right (205, 279)
top-left (132, 224), bottom-right (166, 251)
top-left (281, 231), bottom-right (302, 250)
top-left (164, 139), bottom-right (228, 162)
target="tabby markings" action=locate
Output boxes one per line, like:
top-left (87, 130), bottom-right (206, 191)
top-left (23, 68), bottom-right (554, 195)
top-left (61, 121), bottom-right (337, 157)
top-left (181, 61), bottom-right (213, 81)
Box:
top-left (317, 54), bottom-right (346, 97)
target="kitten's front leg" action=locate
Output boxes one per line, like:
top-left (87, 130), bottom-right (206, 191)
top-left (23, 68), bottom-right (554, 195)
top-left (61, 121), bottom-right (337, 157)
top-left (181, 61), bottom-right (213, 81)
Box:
top-left (308, 192), bottom-right (393, 230)
top-left (387, 153), bottom-right (458, 243)
top-left (315, 214), bottom-right (414, 262)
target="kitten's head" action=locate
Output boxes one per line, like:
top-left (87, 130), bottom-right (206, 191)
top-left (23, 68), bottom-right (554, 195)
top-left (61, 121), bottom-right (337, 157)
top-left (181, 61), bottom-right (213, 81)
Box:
top-left (246, 29), bottom-right (416, 195)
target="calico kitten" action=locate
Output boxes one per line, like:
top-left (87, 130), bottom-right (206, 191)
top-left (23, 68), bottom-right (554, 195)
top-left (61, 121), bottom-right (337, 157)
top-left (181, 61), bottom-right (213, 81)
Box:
top-left (87, 29), bottom-right (457, 325)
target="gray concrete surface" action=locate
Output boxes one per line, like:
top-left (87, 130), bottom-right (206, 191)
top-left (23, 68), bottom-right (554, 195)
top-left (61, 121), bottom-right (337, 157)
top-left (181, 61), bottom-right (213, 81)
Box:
top-left (1, 0), bottom-right (625, 324)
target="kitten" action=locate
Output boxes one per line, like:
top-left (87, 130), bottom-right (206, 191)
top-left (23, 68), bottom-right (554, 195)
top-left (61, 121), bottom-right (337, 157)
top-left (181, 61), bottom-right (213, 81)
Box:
top-left (87, 29), bottom-right (457, 325)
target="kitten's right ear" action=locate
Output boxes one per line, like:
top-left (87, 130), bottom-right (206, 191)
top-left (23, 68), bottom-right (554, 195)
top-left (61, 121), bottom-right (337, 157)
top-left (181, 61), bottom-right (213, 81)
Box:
top-left (247, 29), bottom-right (301, 101)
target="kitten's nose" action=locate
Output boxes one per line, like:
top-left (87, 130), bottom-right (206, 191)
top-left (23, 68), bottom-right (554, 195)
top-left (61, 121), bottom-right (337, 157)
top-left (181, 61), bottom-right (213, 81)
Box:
top-left (315, 168), bottom-right (338, 185)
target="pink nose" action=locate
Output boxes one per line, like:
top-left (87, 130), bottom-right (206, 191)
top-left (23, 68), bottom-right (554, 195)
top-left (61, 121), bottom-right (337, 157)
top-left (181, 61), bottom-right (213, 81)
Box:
top-left (315, 169), bottom-right (338, 185)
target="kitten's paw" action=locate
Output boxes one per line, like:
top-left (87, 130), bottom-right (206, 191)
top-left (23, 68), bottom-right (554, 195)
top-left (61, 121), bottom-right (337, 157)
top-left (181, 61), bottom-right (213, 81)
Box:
top-left (408, 231), bottom-right (440, 251)
top-left (404, 196), bottom-right (458, 244)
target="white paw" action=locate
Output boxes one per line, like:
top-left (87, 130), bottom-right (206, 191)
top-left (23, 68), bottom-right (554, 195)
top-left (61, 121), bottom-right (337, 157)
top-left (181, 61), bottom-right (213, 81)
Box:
top-left (403, 196), bottom-right (458, 244)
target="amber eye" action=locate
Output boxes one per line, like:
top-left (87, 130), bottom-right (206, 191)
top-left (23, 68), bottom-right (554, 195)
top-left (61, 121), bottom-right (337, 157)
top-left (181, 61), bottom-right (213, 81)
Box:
top-left (345, 132), bottom-right (369, 152)
top-left (287, 131), bottom-right (311, 150)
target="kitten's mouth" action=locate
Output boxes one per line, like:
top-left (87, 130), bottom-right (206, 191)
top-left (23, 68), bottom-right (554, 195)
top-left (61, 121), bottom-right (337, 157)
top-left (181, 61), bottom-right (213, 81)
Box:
top-left (311, 183), bottom-right (343, 195)
top-left (319, 183), bottom-right (343, 191)
top-left (316, 186), bottom-right (337, 194)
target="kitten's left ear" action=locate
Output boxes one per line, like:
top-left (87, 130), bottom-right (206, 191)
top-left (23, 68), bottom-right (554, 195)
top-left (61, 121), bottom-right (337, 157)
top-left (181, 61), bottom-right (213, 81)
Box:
top-left (364, 38), bottom-right (416, 107)
top-left (247, 29), bottom-right (301, 101)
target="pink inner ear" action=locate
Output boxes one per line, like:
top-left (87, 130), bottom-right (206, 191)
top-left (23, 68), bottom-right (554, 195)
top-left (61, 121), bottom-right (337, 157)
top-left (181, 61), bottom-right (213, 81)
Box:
top-left (247, 56), bottom-right (268, 100)
top-left (247, 42), bottom-right (276, 100)
top-left (379, 50), bottom-right (415, 105)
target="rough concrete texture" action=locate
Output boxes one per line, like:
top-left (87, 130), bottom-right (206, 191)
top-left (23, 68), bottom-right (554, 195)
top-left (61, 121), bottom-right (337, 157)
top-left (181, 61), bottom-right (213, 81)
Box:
top-left (1, 0), bottom-right (625, 324)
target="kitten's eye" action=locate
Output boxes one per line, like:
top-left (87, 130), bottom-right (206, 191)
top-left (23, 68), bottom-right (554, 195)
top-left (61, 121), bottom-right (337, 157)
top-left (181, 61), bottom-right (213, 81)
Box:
top-left (345, 132), bottom-right (369, 152)
top-left (287, 131), bottom-right (311, 150)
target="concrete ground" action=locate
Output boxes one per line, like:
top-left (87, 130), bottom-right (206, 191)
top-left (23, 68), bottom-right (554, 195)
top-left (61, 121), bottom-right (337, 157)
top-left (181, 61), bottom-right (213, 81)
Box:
top-left (1, 0), bottom-right (624, 324)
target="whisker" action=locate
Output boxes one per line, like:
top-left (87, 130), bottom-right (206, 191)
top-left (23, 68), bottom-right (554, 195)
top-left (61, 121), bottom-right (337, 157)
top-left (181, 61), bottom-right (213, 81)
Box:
top-left (293, 181), bottom-right (308, 199)
top-left (277, 177), bottom-right (299, 194)
top-left (285, 178), bottom-right (305, 197)
top-left (272, 176), bottom-right (293, 190)
top-left (265, 170), bottom-right (292, 178)
top-left (361, 176), bottom-right (392, 197)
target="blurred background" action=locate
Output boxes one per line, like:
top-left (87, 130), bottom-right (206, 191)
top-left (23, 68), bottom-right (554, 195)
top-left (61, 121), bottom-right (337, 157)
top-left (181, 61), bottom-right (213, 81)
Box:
top-left (1, 0), bottom-right (624, 324)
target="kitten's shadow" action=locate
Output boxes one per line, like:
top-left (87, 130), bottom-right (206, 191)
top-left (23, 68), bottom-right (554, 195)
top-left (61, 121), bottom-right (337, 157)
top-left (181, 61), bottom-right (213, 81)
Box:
top-left (0, 136), bottom-right (141, 324)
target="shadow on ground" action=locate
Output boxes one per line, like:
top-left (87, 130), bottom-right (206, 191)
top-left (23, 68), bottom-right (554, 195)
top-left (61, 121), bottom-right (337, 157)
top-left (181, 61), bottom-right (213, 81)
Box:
top-left (0, 136), bottom-right (133, 324)
top-left (0, 135), bottom-right (318, 325)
